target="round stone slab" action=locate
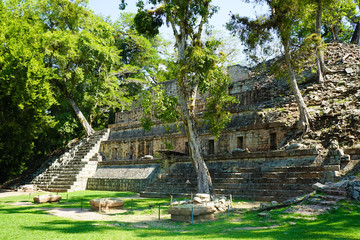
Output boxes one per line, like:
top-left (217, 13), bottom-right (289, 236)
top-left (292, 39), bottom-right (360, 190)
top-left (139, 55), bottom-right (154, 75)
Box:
top-left (168, 204), bottom-right (216, 222)
top-left (90, 198), bottom-right (124, 211)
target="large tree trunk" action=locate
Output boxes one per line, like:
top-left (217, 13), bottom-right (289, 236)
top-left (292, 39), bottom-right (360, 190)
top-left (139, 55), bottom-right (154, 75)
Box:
top-left (315, 0), bottom-right (324, 83)
top-left (351, 22), bottom-right (360, 44)
top-left (177, 83), bottom-right (213, 194)
top-left (315, 0), bottom-right (333, 79)
top-left (69, 98), bottom-right (95, 136)
top-left (351, 1), bottom-right (360, 45)
top-left (283, 40), bottom-right (311, 131)
top-left (175, 34), bottom-right (212, 194)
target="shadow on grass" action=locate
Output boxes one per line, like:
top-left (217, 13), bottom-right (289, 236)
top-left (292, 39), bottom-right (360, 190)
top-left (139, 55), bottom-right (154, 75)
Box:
top-left (22, 219), bottom-right (118, 234)
top-left (16, 205), bottom-right (360, 240)
top-left (1, 193), bottom-right (360, 239)
top-left (0, 204), bottom-right (48, 215)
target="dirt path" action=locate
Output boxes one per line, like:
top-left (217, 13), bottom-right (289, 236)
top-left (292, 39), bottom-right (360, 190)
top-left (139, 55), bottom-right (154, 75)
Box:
top-left (0, 189), bottom-right (35, 198)
top-left (45, 208), bottom-right (170, 222)
top-left (0, 189), bottom-right (265, 224)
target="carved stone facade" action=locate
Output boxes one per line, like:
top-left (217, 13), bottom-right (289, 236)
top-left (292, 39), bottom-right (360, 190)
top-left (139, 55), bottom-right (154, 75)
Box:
top-left (100, 65), bottom-right (291, 161)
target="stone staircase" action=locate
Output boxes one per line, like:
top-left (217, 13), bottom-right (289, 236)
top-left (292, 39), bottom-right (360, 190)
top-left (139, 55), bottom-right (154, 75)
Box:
top-left (31, 129), bottom-right (110, 192)
top-left (140, 162), bottom-right (328, 201)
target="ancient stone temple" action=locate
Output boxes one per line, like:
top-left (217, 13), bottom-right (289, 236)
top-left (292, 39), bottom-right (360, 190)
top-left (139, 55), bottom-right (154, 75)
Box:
top-left (32, 46), bottom-right (360, 201)
top-left (100, 65), bottom-right (290, 161)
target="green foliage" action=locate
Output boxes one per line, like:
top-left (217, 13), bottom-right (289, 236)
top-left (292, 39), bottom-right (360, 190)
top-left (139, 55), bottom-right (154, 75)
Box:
top-left (292, 0), bottom-right (357, 43)
top-left (139, 85), bottom-right (180, 131)
top-left (133, 1), bottom-right (235, 140)
top-left (0, 0), bottom-right (161, 183)
top-left (0, 0), bottom-right (55, 182)
top-left (134, 10), bottom-right (163, 38)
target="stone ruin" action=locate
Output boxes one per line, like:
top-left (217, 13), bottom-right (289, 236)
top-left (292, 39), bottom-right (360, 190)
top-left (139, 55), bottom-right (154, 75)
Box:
top-left (29, 43), bottom-right (360, 202)
top-left (90, 198), bottom-right (125, 211)
top-left (33, 194), bottom-right (61, 204)
top-left (168, 193), bottom-right (229, 222)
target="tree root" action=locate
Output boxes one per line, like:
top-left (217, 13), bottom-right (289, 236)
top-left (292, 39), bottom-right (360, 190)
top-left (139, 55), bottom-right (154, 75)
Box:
top-left (257, 191), bottom-right (316, 212)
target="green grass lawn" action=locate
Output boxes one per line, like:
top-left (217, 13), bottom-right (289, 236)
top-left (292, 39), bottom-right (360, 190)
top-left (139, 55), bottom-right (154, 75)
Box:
top-left (0, 191), bottom-right (359, 240)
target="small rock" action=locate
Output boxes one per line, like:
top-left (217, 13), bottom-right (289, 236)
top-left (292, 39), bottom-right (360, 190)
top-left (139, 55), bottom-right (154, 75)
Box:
top-left (271, 201), bottom-right (278, 205)
top-left (193, 197), bottom-right (202, 204)
top-left (345, 67), bottom-right (354, 74)
top-left (286, 143), bottom-right (306, 150)
top-left (195, 193), bottom-right (211, 202)
top-left (351, 190), bottom-right (359, 199)
top-left (312, 182), bottom-right (327, 191)
top-left (258, 212), bottom-right (270, 217)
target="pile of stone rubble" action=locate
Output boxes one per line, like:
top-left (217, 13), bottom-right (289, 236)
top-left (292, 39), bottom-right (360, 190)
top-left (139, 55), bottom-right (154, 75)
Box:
top-left (170, 193), bottom-right (229, 212)
top-left (168, 193), bottom-right (231, 222)
top-left (313, 177), bottom-right (360, 201)
top-left (324, 43), bottom-right (360, 66)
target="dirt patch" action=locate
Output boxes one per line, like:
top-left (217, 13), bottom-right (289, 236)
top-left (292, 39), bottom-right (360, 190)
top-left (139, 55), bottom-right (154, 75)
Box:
top-left (284, 204), bottom-right (330, 216)
top-left (43, 207), bottom-right (171, 223)
top-left (235, 201), bottom-right (262, 210)
top-left (0, 189), bottom-right (36, 198)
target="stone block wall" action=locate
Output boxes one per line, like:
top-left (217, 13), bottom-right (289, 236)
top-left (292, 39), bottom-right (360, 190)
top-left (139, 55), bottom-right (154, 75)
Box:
top-left (87, 178), bottom-right (149, 192)
top-left (140, 149), bottom-right (337, 201)
top-left (86, 164), bottom-right (159, 192)
top-left (101, 116), bottom-right (288, 161)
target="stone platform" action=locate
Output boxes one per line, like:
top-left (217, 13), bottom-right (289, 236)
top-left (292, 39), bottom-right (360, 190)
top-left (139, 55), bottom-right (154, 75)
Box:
top-left (168, 204), bottom-right (216, 222)
top-left (90, 198), bottom-right (125, 211)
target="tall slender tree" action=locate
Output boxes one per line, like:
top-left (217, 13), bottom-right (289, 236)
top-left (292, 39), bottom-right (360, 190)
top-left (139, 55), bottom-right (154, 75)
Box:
top-left (128, 0), bottom-right (235, 194)
top-left (227, 0), bottom-right (311, 131)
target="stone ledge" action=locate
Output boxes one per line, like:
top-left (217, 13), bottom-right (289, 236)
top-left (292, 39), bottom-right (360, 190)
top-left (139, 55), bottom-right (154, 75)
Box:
top-left (99, 149), bottom-right (319, 166)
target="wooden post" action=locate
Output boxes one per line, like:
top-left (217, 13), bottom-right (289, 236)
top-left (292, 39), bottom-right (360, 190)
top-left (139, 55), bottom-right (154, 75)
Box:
top-left (99, 200), bottom-right (101, 212)
top-left (227, 205), bottom-right (230, 217)
top-left (170, 195), bottom-right (173, 205)
top-left (191, 205), bottom-right (194, 224)
top-left (230, 194), bottom-right (233, 208)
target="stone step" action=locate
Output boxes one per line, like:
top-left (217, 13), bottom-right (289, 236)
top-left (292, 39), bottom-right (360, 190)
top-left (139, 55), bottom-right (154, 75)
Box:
top-left (213, 183), bottom-right (314, 191)
top-left (48, 183), bottom-right (72, 189)
top-left (52, 178), bottom-right (77, 183)
top-left (209, 172), bottom-right (323, 179)
top-left (258, 166), bottom-right (325, 172)
top-left (213, 188), bottom-right (310, 197)
top-left (140, 191), bottom-right (190, 198)
top-left (321, 188), bottom-right (347, 197)
top-left (143, 186), bottom-right (197, 192)
top-left (46, 188), bottom-right (69, 192)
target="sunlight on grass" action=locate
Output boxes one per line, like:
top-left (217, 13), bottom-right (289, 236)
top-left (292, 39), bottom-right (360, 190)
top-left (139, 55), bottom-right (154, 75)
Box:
top-left (0, 190), bottom-right (359, 239)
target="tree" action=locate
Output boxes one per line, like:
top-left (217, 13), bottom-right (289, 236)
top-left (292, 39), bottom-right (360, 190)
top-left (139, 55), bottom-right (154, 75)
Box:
top-left (128, 0), bottom-right (235, 195)
top-left (350, 0), bottom-right (360, 44)
top-left (313, 0), bottom-right (356, 82)
top-left (0, 0), bottom-right (134, 183)
top-left (38, 0), bottom-right (124, 136)
top-left (227, 0), bottom-right (311, 131)
top-left (0, 0), bottom-right (56, 182)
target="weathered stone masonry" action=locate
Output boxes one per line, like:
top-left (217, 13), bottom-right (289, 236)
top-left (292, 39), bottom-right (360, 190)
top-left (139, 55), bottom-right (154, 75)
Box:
top-left (85, 65), bottom-right (358, 201)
